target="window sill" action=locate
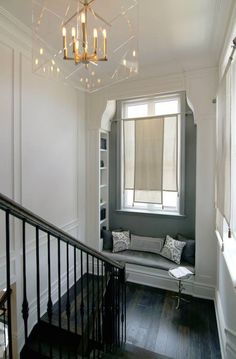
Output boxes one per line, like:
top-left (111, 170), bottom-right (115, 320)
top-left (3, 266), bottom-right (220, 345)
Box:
top-left (116, 208), bottom-right (186, 218)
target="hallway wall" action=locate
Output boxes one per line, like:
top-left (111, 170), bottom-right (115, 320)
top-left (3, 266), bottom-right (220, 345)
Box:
top-left (0, 8), bottom-right (86, 354)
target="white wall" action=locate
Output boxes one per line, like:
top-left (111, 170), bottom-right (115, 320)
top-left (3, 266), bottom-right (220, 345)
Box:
top-left (0, 8), bottom-right (86, 355)
top-left (214, 4), bottom-right (236, 358)
top-left (86, 67), bottom-right (218, 299)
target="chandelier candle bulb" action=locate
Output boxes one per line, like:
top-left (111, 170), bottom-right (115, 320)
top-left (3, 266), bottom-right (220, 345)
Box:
top-left (81, 12), bottom-right (86, 50)
top-left (103, 29), bottom-right (107, 58)
top-left (93, 28), bottom-right (98, 54)
top-left (72, 27), bottom-right (76, 53)
top-left (71, 27), bottom-right (76, 37)
top-left (62, 27), bottom-right (67, 58)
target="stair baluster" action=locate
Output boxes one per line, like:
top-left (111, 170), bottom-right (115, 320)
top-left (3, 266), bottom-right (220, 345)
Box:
top-left (47, 233), bottom-right (53, 323)
top-left (73, 246), bottom-right (77, 334)
top-left (80, 250), bottom-right (85, 358)
top-left (22, 219), bottom-right (29, 343)
top-left (57, 238), bottom-right (61, 329)
top-left (5, 211), bottom-right (13, 359)
top-left (66, 242), bottom-right (71, 331)
top-left (92, 256), bottom-right (95, 358)
top-left (86, 253), bottom-right (90, 353)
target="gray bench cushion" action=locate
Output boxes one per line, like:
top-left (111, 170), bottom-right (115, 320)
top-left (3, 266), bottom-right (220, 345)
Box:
top-left (102, 249), bottom-right (195, 273)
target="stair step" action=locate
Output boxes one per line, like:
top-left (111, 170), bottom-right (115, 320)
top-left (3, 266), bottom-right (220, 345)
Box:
top-left (20, 325), bottom-right (81, 359)
top-left (102, 343), bottom-right (172, 359)
top-left (21, 273), bottom-right (109, 359)
top-left (41, 273), bottom-right (107, 336)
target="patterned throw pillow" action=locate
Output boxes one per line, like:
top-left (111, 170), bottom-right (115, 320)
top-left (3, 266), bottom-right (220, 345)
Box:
top-left (112, 231), bottom-right (130, 253)
top-left (160, 235), bottom-right (186, 264)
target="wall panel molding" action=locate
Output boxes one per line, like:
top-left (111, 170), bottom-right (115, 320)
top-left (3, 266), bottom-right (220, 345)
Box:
top-left (0, 6), bottom-right (31, 53)
top-left (215, 289), bottom-right (236, 359)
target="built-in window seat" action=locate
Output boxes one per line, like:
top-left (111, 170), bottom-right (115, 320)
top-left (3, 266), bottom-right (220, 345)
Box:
top-left (102, 249), bottom-right (195, 273)
top-left (101, 230), bottom-right (195, 274)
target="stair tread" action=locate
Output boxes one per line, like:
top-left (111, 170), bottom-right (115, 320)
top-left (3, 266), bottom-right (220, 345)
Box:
top-left (41, 273), bottom-right (107, 335)
top-left (21, 273), bottom-right (110, 358)
top-left (21, 324), bottom-right (82, 359)
top-left (103, 343), bottom-right (172, 359)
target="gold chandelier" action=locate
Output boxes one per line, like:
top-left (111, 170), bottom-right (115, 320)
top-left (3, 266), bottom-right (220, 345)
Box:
top-left (62, 0), bottom-right (108, 66)
top-left (32, 0), bottom-right (138, 92)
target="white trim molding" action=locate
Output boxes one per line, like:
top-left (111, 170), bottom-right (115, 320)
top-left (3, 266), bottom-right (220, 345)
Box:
top-left (225, 328), bottom-right (236, 359)
top-left (215, 289), bottom-right (236, 359)
top-left (126, 264), bottom-right (215, 300)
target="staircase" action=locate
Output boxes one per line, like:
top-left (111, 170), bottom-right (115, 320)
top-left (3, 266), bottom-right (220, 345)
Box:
top-left (0, 193), bottom-right (126, 359)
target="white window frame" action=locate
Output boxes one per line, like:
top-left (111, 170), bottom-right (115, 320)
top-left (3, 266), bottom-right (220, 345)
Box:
top-left (118, 92), bottom-right (185, 216)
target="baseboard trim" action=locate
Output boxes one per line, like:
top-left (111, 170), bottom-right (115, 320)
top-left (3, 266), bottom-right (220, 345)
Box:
top-left (215, 290), bottom-right (226, 359)
top-left (215, 289), bottom-right (236, 359)
top-left (126, 264), bottom-right (215, 300)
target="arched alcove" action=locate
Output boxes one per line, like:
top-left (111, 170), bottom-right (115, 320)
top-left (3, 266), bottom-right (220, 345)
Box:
top-left (101, 100), bottom-right (116, 132)
top-left (87, 68), bottom-right (218, 298)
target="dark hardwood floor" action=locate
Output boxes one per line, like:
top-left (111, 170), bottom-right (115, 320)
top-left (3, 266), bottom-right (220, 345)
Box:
top-left (125, 283), bottom-right (221, 359)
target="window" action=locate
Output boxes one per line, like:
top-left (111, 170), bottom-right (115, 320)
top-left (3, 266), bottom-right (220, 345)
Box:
top-left (119, 94), bottom-right (184, 214)
top-left (216, 54), bottom-right (236, 241)
top-left (232, 58), bottom-right (236, 238)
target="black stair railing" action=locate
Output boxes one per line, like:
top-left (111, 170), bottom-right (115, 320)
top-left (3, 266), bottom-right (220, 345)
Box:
top-left (0, 193), bottom-right (126, 359)
top-left (0, 289), bottom-right (11, 358)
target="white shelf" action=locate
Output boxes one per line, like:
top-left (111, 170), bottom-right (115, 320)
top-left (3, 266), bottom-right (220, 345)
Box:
top-left (100, 201), bottom-right (107, 207)
top-left (99, 130), bottom-right (109, 250)
top-left (100, 184), bottom-right (107, 188)
top-left (100, 218), bottom-right (107, 225)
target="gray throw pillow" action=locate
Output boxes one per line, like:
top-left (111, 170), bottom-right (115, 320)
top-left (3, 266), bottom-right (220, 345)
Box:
top-left (176, 234), bottom-right (195, 265)
top-left (130, 234), bottom-right (164, 254)
top-left (102, 229), bottom-right (113, 250)
top-left (160, 235), bottom-right (186, 264)
top-left (112, 231), bottom-right (130, 253)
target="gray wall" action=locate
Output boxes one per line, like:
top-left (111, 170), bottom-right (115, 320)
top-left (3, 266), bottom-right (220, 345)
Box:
top-left (109, 113), bottom-right (196, 239)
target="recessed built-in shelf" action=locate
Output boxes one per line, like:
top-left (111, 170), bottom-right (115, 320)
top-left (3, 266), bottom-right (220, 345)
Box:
top-left (99, 130), bottom-right (109, 252)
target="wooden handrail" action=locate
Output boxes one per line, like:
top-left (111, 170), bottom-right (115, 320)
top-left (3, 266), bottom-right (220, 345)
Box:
top-left (0, 289), bottom-right (11, 309)
top-left (0, 193), bottom-right (124, 270)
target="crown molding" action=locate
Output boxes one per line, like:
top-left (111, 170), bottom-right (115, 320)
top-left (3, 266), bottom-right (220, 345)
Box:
top-left (0, 6), bottom-right (31, 52)
top-left (0, 6), bottom-right (87, 93)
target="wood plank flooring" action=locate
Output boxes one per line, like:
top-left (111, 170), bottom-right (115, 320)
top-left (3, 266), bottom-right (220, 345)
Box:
top-left (125, 283), bottom-right (221, 359)
top-left (103, 343), bottom-right (171, 359)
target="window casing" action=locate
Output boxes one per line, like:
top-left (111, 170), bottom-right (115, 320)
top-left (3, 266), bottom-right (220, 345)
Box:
top-left (118, 93), bottom-right (185, 215)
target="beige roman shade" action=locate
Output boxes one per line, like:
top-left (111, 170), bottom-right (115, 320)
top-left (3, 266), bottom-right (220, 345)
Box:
top-left (123, 115), bottom-right (178, 205)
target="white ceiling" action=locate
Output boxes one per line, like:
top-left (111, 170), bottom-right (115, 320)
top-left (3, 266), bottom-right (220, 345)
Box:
top-left (0, 0), bottom-right (234, 77)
